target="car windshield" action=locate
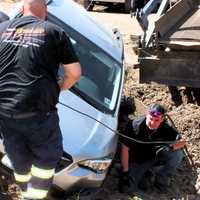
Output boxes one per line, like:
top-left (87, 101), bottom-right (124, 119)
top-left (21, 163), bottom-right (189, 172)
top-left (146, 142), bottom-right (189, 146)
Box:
top-left (51, 17), bottom-right (122, 114)
top-left (71, 38), bottom-right (121, 112)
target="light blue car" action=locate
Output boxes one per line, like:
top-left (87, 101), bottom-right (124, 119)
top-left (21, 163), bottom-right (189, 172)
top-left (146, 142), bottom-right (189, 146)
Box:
top-left (0, 0), bottom-right (125, 193)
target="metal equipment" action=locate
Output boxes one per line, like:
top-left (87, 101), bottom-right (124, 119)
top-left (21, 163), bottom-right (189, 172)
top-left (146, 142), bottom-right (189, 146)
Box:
top-left (135, 0), bottom-right (200, 88)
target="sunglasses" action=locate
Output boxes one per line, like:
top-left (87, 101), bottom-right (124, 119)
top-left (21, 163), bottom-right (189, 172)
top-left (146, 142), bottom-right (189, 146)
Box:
top-left (149, 110), bottom-right (162, 118)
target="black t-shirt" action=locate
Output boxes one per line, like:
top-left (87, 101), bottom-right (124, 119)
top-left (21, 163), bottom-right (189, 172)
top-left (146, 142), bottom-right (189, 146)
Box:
top-left (119, 116), bottom-right (179, 164)
top-left (0, 16), bottom-right (78, 114)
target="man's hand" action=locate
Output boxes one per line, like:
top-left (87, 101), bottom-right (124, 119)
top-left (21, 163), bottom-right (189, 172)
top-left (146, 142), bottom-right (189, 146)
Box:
top-left (172, 137), bottom-right (186, 151)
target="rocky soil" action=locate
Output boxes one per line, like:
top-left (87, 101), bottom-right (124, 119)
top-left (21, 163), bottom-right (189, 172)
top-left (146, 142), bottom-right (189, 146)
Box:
top-left (0, 1), bottom-right (200, 200)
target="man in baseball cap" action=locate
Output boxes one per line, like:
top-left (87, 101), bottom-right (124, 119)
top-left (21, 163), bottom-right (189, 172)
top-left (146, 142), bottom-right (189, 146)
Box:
top-left (119, 103), bottom-right (185, 193)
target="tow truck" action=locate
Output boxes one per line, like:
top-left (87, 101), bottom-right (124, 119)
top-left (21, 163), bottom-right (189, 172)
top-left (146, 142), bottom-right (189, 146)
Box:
top-left (135, 0), bottom-right (200, 88)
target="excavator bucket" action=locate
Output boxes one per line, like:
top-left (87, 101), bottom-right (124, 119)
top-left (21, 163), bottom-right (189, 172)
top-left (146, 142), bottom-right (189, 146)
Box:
top-left (139, 0), bottom-right (200, 88)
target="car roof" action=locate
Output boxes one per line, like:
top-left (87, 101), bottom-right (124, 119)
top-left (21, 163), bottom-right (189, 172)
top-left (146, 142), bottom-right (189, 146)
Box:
top-left (47, 0), bottom-right (123, 62)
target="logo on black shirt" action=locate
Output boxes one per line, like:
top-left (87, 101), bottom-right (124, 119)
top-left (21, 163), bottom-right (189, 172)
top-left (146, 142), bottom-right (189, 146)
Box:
top-left (2, 27), bottom-right (45, 48)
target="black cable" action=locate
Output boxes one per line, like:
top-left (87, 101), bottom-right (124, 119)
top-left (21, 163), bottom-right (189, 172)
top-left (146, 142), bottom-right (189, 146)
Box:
top-left (58, 101), bottom-right (181, 145)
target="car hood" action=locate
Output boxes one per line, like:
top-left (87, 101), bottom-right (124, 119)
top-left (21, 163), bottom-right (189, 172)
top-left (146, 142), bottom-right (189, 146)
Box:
top-left (57, 90), bottom-right (118, 161)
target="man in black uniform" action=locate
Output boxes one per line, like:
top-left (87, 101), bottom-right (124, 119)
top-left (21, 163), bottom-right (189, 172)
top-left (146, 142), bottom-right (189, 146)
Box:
top-left (119, 104), bottom-right (186, 193)
top-left (0, 0), bottom-right (81, 199)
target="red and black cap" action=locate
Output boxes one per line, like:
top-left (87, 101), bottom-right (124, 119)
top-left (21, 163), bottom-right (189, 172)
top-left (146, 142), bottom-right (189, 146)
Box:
top-left (148, 103), bottom-right (166, 118)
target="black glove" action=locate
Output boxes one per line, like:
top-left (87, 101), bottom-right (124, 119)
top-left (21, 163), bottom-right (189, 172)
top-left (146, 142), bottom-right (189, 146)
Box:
top-left (118, 171), bottom-right (137, 193)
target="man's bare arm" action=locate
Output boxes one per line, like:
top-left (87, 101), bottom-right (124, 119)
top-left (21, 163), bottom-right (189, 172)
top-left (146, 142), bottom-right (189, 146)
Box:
top-left (172, 137), bottom-right (186, 151)
top-left (59, 62), bottom-right (81, 91)
top-left (121, 144), bottom-right (129, 172)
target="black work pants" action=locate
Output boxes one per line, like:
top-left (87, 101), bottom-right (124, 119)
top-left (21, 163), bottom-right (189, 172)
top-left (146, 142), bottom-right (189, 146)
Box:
top-left (0, 110), bottom-right (63, 199)
top-left (129, 148), bottom-right (184, 187)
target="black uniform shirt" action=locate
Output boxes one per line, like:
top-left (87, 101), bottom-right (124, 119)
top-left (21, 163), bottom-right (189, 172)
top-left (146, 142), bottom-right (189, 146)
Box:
top-left (0, 16), bottom-right (78, 114)
top-left (120, 116), bottom-right (179, 164)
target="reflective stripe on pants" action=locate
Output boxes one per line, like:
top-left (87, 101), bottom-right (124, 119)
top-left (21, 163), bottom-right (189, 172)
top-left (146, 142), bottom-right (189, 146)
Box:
top-left (31, 165), bottom-right (55, 179)
top-left (14, 172), bottom-right (31, 192)
top-left (22, 188), bottom-right (48, 200)
top-left (16, 165), bottom-right (55, 199)
top-left (14, 172), bottom-right (31, 182)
